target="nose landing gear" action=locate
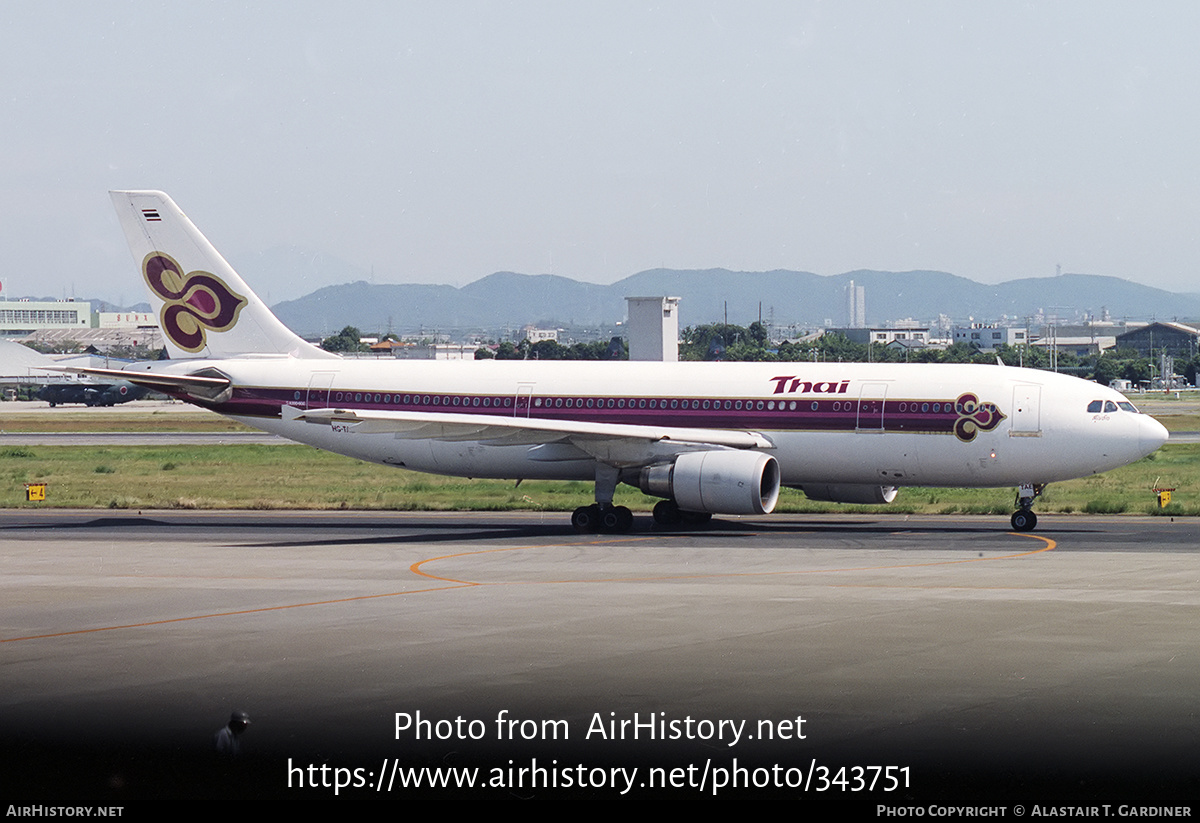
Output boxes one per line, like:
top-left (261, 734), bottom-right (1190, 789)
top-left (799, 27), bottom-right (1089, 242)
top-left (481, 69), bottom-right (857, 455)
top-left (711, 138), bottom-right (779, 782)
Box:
top-left (1011, 483), bottom-right (1045, 532)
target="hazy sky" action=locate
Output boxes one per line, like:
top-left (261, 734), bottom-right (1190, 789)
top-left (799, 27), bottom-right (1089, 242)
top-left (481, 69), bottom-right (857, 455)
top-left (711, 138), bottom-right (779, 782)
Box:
top-left (3, 1), bottom-right (1199, 304)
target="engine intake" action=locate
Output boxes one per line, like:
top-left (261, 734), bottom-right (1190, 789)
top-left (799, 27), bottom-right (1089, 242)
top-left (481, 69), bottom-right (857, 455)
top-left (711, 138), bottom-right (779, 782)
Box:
top-left (639, 451), bottom-right (780, 515)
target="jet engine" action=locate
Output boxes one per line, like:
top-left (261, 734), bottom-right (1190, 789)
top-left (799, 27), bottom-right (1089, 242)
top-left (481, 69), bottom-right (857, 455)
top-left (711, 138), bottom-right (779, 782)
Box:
top-left (639, 451), bottom-right (780, 515)
top-left (798, 484), bottom-right (899, 505)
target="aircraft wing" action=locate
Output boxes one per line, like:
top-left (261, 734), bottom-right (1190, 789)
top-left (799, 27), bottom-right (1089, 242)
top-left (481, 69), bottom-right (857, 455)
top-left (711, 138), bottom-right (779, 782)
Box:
top-left (287, 406), bottom-right (774, 467)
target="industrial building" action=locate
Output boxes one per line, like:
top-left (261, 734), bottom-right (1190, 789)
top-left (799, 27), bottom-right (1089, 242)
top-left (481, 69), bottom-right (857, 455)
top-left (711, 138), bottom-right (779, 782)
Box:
top-left (0, 299), bottom-right (91, 336)
top-left (1114, 322), bottom-right (1200, 358)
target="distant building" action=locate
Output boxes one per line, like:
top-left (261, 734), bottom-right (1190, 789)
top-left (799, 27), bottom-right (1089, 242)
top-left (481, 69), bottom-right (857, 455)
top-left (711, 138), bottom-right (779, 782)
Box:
top-left (0, 299), bottom-right (91, 336)
top-left (1114, 322), bottom-right (1200, 358)
top-left (885, 338), bottom-right (937, 356)
top-left (828, 327), bottom-right (929, 346)
top-left (625, 296), bottom-right (680, 362)
top-left (1030, 324), bottom-right (1116, 358)
top-left (389, 343), bottom-right (478, 360)
top-left (522, 326), bottom-right (558, 343)
top-left (952, 324), bottom-right (1026, 351)
top-left (1, 300), bottom-right (163, 350)
top-left (96, 312), bottom-right (157, 329)
top-left (19, 327), bottom-right (163, 350)
top-left (1030, 336), bottom-right (1114, 358)
top-left (368, 339), bottom-right (407, 354)
top-left (844, 281), bottom-right (866, 328)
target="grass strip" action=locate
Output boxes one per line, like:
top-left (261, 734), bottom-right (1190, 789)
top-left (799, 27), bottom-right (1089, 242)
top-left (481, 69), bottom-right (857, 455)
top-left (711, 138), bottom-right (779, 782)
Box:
top-left (2, 442), bottom-right (1194, 516)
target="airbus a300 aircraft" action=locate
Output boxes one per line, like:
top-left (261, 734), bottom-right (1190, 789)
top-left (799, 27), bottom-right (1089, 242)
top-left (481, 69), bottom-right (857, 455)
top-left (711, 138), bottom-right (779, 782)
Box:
top-left (78, 191), bottom-right (1168, 533)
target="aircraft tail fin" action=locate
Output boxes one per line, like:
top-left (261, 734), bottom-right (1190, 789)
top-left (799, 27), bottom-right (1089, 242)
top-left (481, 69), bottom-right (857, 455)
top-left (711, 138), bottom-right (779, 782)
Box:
top-left (109, 190), bottom-right (336, 360)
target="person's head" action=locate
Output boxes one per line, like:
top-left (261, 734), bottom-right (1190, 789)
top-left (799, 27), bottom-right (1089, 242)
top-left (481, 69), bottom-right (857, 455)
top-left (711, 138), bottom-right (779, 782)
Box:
top-left (228, 710), bottom-right (251, 735)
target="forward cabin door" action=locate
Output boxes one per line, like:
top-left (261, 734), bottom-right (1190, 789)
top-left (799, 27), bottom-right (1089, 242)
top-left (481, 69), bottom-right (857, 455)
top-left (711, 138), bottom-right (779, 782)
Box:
top-left (1010, 384), bottom-right (1041, 436)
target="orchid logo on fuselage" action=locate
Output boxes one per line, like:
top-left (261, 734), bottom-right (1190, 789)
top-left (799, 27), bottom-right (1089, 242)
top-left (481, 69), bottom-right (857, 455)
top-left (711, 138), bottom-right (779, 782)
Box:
top-left (768, 377), bottom-right (1005, 441)
top-left (953, 393), bottom-right (1005, 442)
top-left (142, 252), bottom-right (248, 353)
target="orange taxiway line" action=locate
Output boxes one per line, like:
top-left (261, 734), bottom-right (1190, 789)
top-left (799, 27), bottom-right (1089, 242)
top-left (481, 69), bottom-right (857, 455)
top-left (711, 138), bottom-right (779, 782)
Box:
top-left (3, 534), bottom-right (1055, 643)
top-left (409, 532), bottom-right (1056, 586)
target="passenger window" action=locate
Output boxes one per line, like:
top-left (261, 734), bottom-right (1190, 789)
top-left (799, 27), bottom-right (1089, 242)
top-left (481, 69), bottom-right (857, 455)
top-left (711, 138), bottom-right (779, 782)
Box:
top-left (1087, 400), bottom-right (1103, 413)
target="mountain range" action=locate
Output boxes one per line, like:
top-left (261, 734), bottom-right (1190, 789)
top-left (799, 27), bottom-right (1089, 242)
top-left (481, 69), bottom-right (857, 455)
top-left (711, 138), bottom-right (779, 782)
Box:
top-left (267, 267), bottom-right (1200, 338)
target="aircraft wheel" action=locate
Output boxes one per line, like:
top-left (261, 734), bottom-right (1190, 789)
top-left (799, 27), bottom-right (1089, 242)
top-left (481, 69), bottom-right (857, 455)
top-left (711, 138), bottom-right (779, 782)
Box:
top-left (600, 505), bottom-right (634, 533)
top-left (653, 499), bottom-right (682, 526)
top-left (1011, 510), bottom-right (1037, 532)
top-left (571, 504), bottom-right (602, 533)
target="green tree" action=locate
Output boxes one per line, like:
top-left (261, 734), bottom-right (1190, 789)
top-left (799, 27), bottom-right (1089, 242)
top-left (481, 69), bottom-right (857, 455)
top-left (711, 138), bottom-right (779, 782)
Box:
top-left (1092, 355), bottom-right (1121, 386)
top-left (747, 321), bottom-right (770, 347)
top-left (680, 324), bottom-right (747, 360)
top-left (320, 326), bottom-right (368, 353)
top-left (529, 339), bottom-right (566, 360)
top-left (494, 341), bottom-right (522, 360)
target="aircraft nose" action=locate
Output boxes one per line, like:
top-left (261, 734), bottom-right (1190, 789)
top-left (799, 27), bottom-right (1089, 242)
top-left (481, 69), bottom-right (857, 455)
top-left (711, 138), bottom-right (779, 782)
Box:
top-left (1141, 414), bottom-right (1170, 455)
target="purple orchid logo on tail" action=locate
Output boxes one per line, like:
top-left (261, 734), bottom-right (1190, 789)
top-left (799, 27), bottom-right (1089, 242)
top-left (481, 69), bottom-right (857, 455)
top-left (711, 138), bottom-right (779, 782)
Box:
top-left (142, 252), bottom-right (248, 353)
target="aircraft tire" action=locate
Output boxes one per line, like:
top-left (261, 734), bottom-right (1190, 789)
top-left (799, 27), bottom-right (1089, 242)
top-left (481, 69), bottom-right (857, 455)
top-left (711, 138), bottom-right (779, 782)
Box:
top-left (653, 499), bottom-right (682, 526)
top-left (601, 506), bottom-right (634, 533)
top-left (1010, 510), bottom-right (1037, 532)
top-left (572, 504), bottom-right (602, 533)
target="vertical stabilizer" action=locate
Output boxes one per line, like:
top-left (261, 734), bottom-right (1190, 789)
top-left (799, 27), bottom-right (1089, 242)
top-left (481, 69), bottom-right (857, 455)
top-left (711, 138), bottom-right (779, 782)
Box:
top-left (109, 190), bottom-right (336, 360)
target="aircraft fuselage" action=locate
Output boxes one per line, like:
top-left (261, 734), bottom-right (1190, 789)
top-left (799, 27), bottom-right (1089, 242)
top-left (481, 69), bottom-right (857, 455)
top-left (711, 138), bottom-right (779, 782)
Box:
top-left (150, 357), bottom-right (1165, 489)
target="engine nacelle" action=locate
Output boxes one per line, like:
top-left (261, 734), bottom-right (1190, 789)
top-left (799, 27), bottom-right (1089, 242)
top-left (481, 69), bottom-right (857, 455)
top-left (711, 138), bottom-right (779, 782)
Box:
top-left (798, 484), bottom-right (899, 505)
top-left (639, 451), bottom-right (780, 515)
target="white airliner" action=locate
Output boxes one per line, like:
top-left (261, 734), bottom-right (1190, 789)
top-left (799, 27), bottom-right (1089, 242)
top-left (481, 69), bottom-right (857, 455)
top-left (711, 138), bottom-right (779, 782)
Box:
top-left (79, 190), bottom-right (1168, 532)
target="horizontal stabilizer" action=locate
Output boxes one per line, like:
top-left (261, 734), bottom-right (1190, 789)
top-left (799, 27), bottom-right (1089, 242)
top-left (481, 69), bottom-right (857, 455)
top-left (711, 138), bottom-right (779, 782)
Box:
top-left (54, 366), bottom-right (232, 402)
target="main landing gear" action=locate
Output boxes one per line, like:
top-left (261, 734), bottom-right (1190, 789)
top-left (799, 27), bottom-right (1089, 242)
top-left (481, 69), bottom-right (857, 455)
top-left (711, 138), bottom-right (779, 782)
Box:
top-left (1011, 483), bottom-right (1045, 532)
top-left (570, 463), bottom-right (713, 533)
top-left (571, 503), bottom-right (634, 533)
top-left (570, 499), bottom-right (712, 533)
top-left (651, 499), bottom-right (712, 527)
top-left (572, 464), bottom-right (635, 533)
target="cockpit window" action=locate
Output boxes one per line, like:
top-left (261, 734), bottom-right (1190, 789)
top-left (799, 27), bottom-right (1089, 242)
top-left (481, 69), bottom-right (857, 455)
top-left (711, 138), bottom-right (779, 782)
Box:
top-left (1104, 401), bottom-right (1118, 413)
top-left (1087, 400), bottom-right (1103, 413)
top-left (1117, 402), bottom-right (1139, 413)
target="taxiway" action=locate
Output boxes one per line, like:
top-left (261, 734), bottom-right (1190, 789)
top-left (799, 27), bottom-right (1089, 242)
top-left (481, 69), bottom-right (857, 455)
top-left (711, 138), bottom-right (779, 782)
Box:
top-left (1, 510), bottom-right (1197, 805)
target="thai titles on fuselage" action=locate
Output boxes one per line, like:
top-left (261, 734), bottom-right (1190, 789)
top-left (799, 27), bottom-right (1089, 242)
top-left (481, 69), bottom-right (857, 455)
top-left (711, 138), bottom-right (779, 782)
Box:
top-left (769, 376), bottom-right (852, 396)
